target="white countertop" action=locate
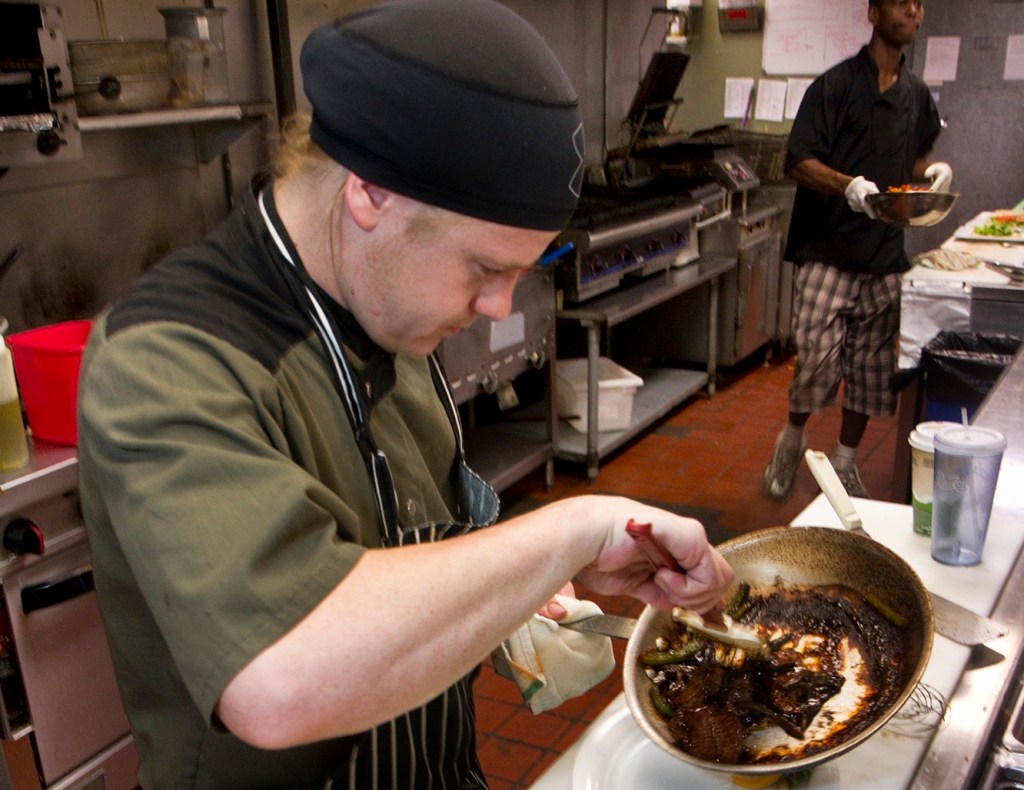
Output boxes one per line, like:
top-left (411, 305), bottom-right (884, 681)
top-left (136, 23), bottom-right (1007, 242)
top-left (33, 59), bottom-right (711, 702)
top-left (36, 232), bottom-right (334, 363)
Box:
top-left (530, 492), bottom-right (1023, 789)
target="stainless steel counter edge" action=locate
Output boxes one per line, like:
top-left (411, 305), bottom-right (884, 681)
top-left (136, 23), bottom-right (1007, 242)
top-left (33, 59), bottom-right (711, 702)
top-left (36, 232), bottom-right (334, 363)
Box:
top-left (0, 442), bottom-right (78, 513)
top-left (912, 346), bottom-right (1024, 788)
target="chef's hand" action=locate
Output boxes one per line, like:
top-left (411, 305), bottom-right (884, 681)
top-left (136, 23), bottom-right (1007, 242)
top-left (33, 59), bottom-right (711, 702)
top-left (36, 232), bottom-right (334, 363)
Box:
top-left (537, 582), bottom-right (575, 620)
top-left (845, 175), bottom-right (880, 218)
top-left (925, 161), bottom-right (953, 193)
top-left (575, 502), bottom-right (733, 613)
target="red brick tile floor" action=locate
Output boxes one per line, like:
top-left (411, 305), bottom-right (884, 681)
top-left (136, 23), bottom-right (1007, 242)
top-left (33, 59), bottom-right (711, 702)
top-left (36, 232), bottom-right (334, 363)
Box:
top-left (473, 351), bottom-right (905, 789)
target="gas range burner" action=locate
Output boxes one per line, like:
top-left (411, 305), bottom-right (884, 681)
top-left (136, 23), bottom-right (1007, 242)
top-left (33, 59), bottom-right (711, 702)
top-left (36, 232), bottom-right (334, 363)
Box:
top-left (553, 180), bottom-right (728, 304)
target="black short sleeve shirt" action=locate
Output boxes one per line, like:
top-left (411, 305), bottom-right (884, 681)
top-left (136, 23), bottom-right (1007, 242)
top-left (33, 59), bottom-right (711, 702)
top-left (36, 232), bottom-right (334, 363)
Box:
top-left (784, 46), bottom-right (942, 274)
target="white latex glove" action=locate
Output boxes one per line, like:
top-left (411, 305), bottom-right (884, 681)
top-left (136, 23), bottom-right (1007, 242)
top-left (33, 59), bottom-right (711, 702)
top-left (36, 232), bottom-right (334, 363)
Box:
top-left (845, 175), bottom-right (879, 218)
top-left (924, 161), bottom-right (953, 193)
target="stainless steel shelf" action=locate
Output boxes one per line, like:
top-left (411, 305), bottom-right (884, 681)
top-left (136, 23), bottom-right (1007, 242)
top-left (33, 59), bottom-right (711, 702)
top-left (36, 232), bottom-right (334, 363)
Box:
top-left (464, 420), bottom-right (554, 493)
top-left (553, 366), bottom-right (708, 465)
top-left (77, 102), bottom-right (270, 131)
top-left (558, 254), bottom-right (736, 330)
top-left (77, 101), bottom-right (272, 163)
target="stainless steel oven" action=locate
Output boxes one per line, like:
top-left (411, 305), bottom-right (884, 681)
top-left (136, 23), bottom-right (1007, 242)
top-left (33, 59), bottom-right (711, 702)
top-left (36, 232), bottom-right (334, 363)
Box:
top-left (438, 266), bottom-right (556, 407)
top-left (696, 203), bottom-right (783, 366)
top-left (0, 446), bottom-right (137, 790)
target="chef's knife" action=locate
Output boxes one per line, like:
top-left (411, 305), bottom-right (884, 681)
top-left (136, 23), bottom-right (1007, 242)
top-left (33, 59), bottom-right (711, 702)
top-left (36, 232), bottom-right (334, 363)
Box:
top-left (560, 613), bottom-right (638, 641)
top-left (804, 449), bottom-right (1008, 646)
top-left (559, 609), bottom-right (770, 659)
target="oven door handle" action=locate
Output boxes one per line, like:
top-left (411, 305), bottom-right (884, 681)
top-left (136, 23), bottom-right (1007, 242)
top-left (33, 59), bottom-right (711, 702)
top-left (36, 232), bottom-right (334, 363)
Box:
top-left (21, 568), bottom-right (95, 614)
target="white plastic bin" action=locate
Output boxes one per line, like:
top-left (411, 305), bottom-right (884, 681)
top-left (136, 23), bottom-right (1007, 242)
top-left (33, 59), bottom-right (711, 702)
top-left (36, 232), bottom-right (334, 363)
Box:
top-left (557, 358), bottom-right (644, 433)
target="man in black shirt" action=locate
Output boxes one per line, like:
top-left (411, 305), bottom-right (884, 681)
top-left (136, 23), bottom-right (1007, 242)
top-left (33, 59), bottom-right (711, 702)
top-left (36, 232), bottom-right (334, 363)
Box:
top-left (763, 0), bottom-right (949, 500)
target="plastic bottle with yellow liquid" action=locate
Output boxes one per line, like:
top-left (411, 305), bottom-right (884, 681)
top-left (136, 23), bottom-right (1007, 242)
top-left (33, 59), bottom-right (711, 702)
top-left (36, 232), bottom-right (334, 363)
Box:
top-left (0, 336), bottom-right (28, 471)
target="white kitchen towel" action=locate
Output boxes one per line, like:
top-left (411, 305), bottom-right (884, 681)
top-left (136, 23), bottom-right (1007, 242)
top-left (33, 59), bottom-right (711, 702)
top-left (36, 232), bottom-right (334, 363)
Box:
top-left (491, 595), bottom-right (616, 714)
top-left (913, 248), bottom-right (980, 272)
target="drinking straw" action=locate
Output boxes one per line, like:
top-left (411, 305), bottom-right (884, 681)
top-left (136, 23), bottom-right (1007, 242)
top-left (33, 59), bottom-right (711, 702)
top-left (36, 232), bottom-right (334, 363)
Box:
top-left (959, 407), bottom-right (975, 563)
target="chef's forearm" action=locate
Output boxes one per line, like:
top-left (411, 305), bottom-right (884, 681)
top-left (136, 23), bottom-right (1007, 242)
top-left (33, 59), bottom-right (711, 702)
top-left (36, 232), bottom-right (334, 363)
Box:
top-left (216, 494), bottom-right (728, 751)
top-left (216, 495), bottom-right (608, 749)
top-left (786, 158), bottom-right (854, 197)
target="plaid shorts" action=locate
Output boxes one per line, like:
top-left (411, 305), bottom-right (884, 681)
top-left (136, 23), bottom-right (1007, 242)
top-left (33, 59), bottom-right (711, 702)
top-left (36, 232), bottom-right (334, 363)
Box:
top-left (788, 262), bottom-right (901, 417)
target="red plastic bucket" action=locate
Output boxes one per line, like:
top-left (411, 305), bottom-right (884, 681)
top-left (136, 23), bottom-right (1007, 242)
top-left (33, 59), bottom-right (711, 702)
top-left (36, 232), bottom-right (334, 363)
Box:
top-left (7, 320), bottom-right (93, 446)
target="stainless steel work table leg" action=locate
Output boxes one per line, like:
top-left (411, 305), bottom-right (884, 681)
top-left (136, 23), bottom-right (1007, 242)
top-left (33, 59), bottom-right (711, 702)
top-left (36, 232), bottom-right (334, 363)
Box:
top-left (584, 318), bottom-right (601, 481)
top-left (706, 276), bottom-right (718, 395)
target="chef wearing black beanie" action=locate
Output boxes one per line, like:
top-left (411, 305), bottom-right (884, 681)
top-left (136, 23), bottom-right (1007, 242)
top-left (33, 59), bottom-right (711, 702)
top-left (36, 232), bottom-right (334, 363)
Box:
top-left (301, 0), bottom-right (584, 231)
top-left (74, 0), bottom-right (733, 787)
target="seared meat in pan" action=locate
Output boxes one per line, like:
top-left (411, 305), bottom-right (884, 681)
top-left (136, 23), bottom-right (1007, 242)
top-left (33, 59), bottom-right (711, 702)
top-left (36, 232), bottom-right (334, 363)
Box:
top-left (642, 583), bottom-right (910, 765)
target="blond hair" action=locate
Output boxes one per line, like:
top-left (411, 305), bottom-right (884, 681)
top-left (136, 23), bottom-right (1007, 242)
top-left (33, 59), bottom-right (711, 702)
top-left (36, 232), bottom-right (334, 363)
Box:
top-left (271, 114), bottom-right (339, 181)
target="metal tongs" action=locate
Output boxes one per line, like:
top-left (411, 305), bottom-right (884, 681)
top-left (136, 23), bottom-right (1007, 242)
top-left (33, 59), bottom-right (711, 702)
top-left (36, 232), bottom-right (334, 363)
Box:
top-left (625, 519), bottom-right (768, 657)
top-left (985, 260), bottom-right (1024, 285)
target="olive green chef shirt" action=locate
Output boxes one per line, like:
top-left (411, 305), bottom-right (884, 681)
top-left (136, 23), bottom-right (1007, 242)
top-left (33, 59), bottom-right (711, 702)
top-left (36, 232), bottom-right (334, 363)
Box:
top-left (77, 181), bottom-right (460, 788)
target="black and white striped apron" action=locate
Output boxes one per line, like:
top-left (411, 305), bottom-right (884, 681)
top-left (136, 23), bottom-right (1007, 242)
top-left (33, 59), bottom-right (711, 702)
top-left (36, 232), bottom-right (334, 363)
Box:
top-left (259, 187), bottom-right (500, 790)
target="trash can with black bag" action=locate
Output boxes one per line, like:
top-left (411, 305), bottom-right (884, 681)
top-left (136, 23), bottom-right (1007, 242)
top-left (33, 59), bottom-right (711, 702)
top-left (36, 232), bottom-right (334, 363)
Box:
top-left (921, 331), bottom-right (1022, 422)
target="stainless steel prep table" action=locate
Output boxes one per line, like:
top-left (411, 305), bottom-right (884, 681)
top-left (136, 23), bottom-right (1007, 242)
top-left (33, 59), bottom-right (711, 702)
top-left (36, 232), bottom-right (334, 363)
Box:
top-left (553, 253), bottom-right (736, 480)
top-left (530, 347), bottom-right (1024, 788)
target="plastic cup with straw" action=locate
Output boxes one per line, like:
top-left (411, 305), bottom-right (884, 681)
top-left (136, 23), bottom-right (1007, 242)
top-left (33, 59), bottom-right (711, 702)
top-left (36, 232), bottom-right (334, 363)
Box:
top-left (930, 409), bottom-right (1007, 566)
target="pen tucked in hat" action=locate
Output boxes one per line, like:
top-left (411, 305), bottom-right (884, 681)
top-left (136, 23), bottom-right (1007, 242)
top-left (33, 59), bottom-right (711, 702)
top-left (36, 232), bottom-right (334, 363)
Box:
top-left (300, 0), bottom-right (584, 231)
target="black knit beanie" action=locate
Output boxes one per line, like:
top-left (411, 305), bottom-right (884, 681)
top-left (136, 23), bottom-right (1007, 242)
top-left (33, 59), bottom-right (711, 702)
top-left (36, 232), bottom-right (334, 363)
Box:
top-left (300, 0), bottom-right (583, 231)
